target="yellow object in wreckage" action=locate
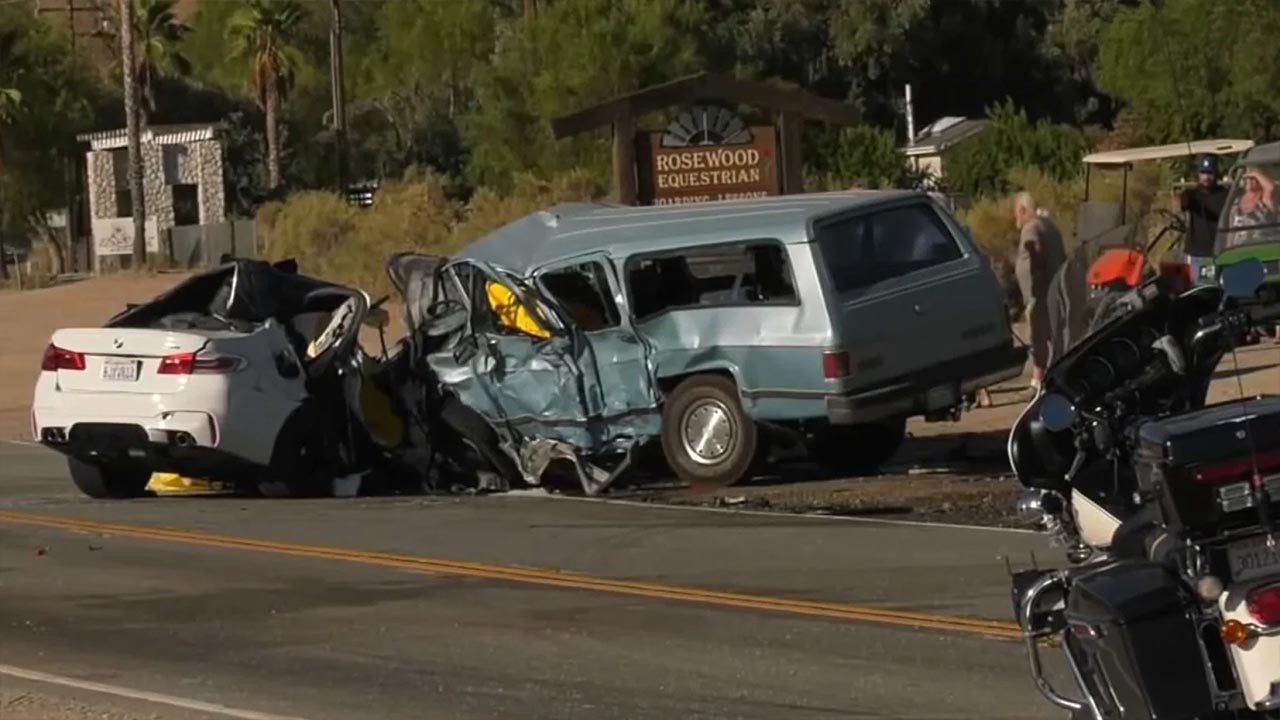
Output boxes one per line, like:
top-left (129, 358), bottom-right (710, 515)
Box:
top-left (486, 281), bottom-right (550, 339)
top-left (145, 472), bottom-right (234, 495)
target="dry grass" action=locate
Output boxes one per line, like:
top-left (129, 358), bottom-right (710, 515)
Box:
top-left (258, 169), bottom-right (606, 296)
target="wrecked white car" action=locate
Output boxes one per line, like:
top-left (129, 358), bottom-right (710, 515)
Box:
top-left (32, 257), bottom-right (450, 499)
top-left (401, 193), bottom-right (1024, 494)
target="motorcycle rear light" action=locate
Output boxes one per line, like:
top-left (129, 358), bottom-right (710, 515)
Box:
top-left (1193, 451), bottom-right (1280, 485)
top-left (1222, 619), bottom-right (1251, 645)
top-left (41, 344), bottom-right (85, 371)
top-left (1247, 583), bottom-right (1280, 627)
top-left (157, 352), bottom-right (243, 375)
top-left (822, 350), bottom-right (851, 379)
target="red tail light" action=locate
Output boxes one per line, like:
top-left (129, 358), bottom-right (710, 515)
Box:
top-left (41, 344), bottom-right (85, 371)
top-left (1247, 583), bottom-right (1280, 627)
top-left (157, 352), bottom-right (242, 375)
top-left (822, 349), bottom-right (851, 379)
top-left (1193, 451), bottom-right (1280, 485)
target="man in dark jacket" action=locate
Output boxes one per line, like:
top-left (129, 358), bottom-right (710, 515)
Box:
top-left (1179, 154), bottom-right (1229, 284)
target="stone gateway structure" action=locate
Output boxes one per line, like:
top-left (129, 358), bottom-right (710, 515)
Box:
top-left (78, 123), bottom-right (227, 263)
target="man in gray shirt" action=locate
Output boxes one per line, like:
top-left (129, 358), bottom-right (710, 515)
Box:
top-left (1014, 191), bottom-right (1067, 390)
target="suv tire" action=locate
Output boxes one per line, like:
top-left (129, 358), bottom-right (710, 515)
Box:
top-left (68, 457), bottom-right (151, 499)
top-left (812, 418), bottom-right (907, 475)
top-left (661, 374), bottom-right (759, 488)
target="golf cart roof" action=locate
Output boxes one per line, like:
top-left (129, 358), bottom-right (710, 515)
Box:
top-left (1240, 141), bottom-right (1280, 166)
top-left (1082, 139), bottom-right (1255, 167)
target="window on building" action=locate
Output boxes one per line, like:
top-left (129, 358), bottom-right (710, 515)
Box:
top-left (626, 240), bottom-right (797, 322)
top-left (815, 203), bottom-right (962, 293)
top-left (539, 261), bottom-right (621, 331)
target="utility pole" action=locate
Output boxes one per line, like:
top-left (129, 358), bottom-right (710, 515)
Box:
top-left (119, 0), bottom-right (146, 265)
top-left (329, 0), bottom-right (347, 194)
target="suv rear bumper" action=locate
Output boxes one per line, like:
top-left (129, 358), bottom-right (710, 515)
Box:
top-left (824, 343), bottom-right (1027, 425)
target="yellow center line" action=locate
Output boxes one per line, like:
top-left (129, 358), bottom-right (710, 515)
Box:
top-left (0, 509), bottom-right (1024, 641)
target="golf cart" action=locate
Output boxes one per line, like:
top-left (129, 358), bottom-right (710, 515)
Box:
top-left (1212, 140), bottom-right (1280, 298)
top-left (1073, 139), bottom-right (1255, 328)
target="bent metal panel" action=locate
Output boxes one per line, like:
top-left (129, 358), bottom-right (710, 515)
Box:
top-left (636, 127), bottom-right (780, 206)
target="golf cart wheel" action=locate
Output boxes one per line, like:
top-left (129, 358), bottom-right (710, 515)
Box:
top-left (811, 419), bottom-right (907, 476)
top-left (259, 408), bottom-right (328, 498)
top-left (660, 374), bottom-right (759, 489)
top-left (67, 457), bottom-right (151, 499)
top-left (438, 395), bottom-right (522, 487)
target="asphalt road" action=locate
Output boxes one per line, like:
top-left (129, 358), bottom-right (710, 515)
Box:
top-left (0, 441), bottom-right (1068, 720)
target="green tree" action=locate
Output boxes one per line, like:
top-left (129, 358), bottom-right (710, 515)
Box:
top-left (1097, 0), bottom-right (1280, 142)
top-left (464, 0), bottom-right (705, 189)
top-left (944, 100), bottom-right (1089, 198)
top-left (133, 0), bottom-right (192, 116)
top-left (228, 0), bottom-right (310, 189)
top-left (0, 7), bottom-right (101, 275)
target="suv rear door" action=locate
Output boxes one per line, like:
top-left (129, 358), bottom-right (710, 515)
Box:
top-left (814, 199), bottom-right (1009, 412)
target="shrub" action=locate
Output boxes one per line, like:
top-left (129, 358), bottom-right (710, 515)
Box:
top-left (945, 100), bottom-right (1088, 199)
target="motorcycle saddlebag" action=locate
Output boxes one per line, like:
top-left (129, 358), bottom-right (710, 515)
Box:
top-left (1135, 395), bottom-right (1280, 538)
top-left (1064, 560), bottom-right (1215, 720)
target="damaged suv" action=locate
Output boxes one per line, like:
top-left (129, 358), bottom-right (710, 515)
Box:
top-left (405, 192), bottom-right (1024, 493)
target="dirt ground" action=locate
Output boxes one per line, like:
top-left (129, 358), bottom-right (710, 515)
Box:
top-left (3, 275), bottom-right (1277, 528)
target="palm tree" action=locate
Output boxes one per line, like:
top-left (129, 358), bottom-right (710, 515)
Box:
top-left (132, 0), bottom-right (192, 117)
top-left (228, 0), bottom-right (308, 190)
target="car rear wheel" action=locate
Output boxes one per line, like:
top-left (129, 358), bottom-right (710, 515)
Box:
top-left (812, 418), bottom-right (907, 475)
top-left (259, 408), bottom-right (329, 498)
top-left (67, 457), bottom-right (152, 499)
top-left (661, 375), bottom-right (759, 489)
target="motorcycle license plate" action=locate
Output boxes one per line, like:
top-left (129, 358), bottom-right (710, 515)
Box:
top-left (1228, 535), bottom-right (1280, 583)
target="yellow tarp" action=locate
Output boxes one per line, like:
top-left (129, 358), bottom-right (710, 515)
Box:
top-left (145, 473), bottom-right (234, 495)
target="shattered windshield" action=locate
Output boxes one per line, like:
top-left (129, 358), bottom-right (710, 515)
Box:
top-left (1216, 162), bottom-right (1280, 252)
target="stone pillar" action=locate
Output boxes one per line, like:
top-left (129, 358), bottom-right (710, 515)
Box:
top-left (86, 150), bottom-right (116, 219)
top-left (142, 141), bottom-right (173, 231)
top-left (192, 140), bottom-right (226, 225)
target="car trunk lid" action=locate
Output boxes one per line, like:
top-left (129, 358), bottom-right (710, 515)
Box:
top-left (48, 328), bottom-right (215, 394)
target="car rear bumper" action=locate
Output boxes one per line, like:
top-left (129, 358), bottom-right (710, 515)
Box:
top-left (36, 421), bottom-right (261, 479)
top-left (823, 343), bottom-right (1027, 425)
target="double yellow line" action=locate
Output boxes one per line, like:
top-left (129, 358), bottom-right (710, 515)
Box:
top-left (0, 509), bottom-right (1023, 640)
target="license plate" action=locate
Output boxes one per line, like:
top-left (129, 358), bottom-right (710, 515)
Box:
top-left (1228, 535), bottom-right (1280, 583)
top-left (101, 358), bottom-right (139, 382)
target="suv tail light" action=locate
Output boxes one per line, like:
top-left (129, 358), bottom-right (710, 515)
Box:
top-left (41, 344), bottom-right (85, 371)
top-left (157, 352), bottom-right (243, 375)
top-left (822, 350), bottom-right (851, 379)
top-left (1248, 584), bottom-right (1280, 627)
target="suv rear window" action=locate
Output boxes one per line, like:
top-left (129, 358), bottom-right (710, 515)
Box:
top-left (816, 204), bottom-right (962, 293)
top-left (626, 241), bottom-right (797, 321)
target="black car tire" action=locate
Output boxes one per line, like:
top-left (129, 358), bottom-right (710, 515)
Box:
top-left (812, 418), bottom-right (907, 475)
top-left (660, 374), bottom-right (759, 489)
top-left (259, 407), bottom-right (329, 498)
top-left (67, 457), bottom-right (152, 499)
top-left (438, 395), bottom-right (523, 487)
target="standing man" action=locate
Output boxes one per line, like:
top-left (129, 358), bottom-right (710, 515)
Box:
top-left (1014, 191), bottom-right (1067, 391)
top-left (1179, 154), bottom-right (1229, 283)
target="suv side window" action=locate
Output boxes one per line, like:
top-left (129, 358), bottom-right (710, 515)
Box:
top-left (817, 203), bottom-right (963, 293)
top-left (626, 240), bottom-right (797, 322)
top-left (539, 261), bottom-right (621, 332)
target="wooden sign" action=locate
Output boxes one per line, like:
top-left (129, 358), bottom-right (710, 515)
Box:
top-left (635, 106), bottom-right (780, 206)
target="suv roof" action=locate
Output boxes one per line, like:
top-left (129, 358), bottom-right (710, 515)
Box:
top-left (459, 190), bottom-right (923, 274)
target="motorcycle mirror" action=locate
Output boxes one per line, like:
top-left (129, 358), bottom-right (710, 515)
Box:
top-left (1038, 393), bottom-right (1078, 433)
top-left (1219, 259), bottom-right (1265, 301)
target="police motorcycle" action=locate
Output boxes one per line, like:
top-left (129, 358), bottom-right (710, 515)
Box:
top-left (1009, 257), bottom-right (1280, 719)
